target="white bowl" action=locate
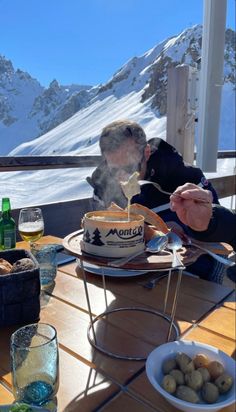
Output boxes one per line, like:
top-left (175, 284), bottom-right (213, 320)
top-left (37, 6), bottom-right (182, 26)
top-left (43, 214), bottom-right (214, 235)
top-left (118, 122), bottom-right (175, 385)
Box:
top-left (146, 340), bottom-right (236, 412)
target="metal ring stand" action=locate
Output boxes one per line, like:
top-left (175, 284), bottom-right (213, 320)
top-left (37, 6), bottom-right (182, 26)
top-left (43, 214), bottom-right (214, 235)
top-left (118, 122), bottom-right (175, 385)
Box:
top-left (87, 307), bottom-right (180, 361)
top-left (78, 259), bottom-right (185, 361)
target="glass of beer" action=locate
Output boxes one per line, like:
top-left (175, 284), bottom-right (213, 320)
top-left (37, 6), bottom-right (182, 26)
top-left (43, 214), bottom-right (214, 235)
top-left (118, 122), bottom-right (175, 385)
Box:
top-left (18, 207), bottom-right (44, 245)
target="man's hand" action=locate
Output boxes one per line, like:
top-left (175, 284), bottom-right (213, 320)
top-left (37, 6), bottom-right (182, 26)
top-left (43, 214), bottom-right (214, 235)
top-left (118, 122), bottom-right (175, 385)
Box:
top-left (170, 183), bottom-right (213, 232)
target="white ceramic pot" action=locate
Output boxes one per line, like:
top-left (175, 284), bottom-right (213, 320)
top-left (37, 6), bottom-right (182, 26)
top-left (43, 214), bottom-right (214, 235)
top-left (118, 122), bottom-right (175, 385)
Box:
top-left (81, 210), bottom-right (145, 258)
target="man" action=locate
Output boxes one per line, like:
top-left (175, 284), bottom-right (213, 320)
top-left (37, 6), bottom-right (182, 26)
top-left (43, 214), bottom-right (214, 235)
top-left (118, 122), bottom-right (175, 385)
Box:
top-left (170, 183), bottom-right (236, 250)
top-left (87, 119), bottom-right (223, 282)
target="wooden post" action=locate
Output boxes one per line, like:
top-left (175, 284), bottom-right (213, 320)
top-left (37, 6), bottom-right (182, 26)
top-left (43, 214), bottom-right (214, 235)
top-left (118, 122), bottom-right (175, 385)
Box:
top-left (166, 65), bottom-right (195, 165)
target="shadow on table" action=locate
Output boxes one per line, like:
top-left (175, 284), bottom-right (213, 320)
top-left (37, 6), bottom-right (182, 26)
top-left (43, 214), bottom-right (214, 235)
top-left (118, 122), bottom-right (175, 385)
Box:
top-left (0, 325), bottom-right (16, 376)
top-left (40, 282), bottom-right (56, 307)
top-left (62, 268), bottom-right (166, 411)
top-left (63, 368), bottom-right (120, 412)
top-left (226, 265), bottom-right (236, 284)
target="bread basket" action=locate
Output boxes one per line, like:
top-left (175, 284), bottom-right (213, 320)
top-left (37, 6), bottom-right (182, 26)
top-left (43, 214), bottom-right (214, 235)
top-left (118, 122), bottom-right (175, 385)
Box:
top-left (0, 249), bottom-right (40, 327)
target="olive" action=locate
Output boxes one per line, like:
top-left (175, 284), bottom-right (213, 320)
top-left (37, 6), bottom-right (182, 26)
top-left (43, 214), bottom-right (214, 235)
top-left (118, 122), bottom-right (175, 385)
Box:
top-left (207, 360), bottom-right (224, 380)
top-left (176, 352), bottom-right (195, 374)
top-left (202, 382), bottom-right (219, 403)
top-left (193, 353), bottom-right (209, 368)
top-left (176, 385), bottom-right (200, 403)
top-left (185, 370), bottom-right (203, 391)
top-left (162, 374), bottom-right (176, 394)
top-left (215, 373), bottom-right (233, 394)
top-left (197, 367), bottom-right (211, 383)
top-left (169, 369), bottom-right (185, 385)
top-left (162, 357), bottom-right (177, 374)
top-left (176, 352), bottom-right (191, 367)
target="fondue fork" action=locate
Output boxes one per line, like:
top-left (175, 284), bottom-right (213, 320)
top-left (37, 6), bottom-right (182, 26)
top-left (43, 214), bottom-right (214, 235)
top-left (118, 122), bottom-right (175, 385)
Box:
top-left (138, 180), bottom-right (210, 204)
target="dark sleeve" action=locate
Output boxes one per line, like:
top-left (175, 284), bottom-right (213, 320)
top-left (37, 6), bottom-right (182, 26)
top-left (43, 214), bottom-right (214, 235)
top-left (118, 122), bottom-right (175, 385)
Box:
top-left (187, 205), bottom-right (236, 250)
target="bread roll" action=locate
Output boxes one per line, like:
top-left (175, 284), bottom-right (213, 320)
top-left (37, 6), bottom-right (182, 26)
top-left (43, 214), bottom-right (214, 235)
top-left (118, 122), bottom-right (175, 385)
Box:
top-left (11, 258), bottom-right (35, 273)
top-left (0, 258), bottom-right (13, 275)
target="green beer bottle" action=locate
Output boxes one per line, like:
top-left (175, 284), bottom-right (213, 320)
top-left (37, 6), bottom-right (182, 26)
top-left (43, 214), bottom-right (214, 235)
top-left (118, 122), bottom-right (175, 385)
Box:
top-left (0, 198), bottom-right (16, 249)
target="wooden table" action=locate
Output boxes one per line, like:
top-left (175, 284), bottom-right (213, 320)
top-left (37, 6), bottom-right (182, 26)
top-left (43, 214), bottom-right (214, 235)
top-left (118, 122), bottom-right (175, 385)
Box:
top-left (0, 236), bottom-right (235, 411)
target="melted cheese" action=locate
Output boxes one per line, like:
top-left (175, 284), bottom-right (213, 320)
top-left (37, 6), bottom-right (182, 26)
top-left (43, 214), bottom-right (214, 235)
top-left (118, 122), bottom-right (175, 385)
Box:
top-left (120, 171), bottom-right (141, 199)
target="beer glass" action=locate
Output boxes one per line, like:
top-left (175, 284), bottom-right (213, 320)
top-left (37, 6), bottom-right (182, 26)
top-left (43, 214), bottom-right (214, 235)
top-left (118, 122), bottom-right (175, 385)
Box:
top-left (10, 323), bottom-right (59, 406)
top-left (18, 207), bottom-right (44, 245)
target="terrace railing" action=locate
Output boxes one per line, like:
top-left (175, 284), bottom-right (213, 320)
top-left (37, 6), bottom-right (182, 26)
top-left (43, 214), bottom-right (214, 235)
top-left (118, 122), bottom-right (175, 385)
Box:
top-left (0, 153), bottom-right (235, 239)
top-left (0, 155), bottom-right (101, 171)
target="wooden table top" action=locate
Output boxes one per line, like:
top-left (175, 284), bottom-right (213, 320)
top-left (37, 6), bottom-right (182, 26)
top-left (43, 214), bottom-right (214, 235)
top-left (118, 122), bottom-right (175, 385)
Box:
top-left (0, 235), bottom-right (235, 411)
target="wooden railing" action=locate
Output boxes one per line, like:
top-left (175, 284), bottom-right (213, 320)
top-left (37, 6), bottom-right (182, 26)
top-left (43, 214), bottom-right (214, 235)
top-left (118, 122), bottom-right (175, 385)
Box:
top-left (1, 154), bottom-right (235, 239)
top-left (0, 151), bottom-right (235, 171)
top-left (0, 155), bottom-right (101, 172)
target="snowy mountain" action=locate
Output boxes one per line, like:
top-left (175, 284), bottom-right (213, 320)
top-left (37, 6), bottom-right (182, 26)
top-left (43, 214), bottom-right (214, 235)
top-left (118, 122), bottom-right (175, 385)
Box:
top-left (0, 56), bottom-right (92, 154)
top-left (7, 25), bottom-right (236, 158)
top-left (0, 25), bottom-right (235, 209)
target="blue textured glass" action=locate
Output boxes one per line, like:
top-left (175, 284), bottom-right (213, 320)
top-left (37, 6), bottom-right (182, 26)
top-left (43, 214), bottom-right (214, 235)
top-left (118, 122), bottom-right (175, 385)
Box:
top-left (31, 244), bottom-right (57, 287)
top-left (10, 323), bottom-right (59, 406)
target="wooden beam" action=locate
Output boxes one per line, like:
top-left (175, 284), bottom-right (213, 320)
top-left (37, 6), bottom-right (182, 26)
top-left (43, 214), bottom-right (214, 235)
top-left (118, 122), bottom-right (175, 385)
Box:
top-left (209, 175), bottom-right (236, 199)
top-left (166, 65), bottom-right (195, 164)
top-left (194, 151), bottom-right (236, 160)
top-left (0, 156), bottom-right (102, 172)
top-left (0, 153), bottom-right (235, 172)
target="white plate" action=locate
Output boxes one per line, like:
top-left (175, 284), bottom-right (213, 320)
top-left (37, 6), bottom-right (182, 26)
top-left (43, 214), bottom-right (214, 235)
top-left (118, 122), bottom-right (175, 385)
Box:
top-left (78, 260), bottom-right (148, 277)
top-left (0, 405), bottom-right (49, 412)
top-left (146, 340), bottom-right (236, 412)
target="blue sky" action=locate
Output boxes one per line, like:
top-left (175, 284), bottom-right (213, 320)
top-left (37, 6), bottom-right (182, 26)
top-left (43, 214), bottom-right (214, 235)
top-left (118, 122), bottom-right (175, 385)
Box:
top-left (0, 0), bottom-right (235, 87)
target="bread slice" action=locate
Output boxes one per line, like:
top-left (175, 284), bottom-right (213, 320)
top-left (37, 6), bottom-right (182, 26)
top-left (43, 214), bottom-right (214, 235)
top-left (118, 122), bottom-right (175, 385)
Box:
top-left (129, 203), bottom-right (169, 234)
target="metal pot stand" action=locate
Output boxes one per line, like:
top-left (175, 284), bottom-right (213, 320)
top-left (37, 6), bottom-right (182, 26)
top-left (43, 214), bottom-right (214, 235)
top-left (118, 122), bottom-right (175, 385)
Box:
top-left (77, 260), bottom-right (184, 361)
top-left (64, 230), bottom-right (188, 361)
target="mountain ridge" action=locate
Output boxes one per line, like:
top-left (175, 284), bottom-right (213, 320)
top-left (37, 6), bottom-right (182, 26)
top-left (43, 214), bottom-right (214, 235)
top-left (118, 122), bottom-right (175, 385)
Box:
top-left (1, 24), bottom-right (235, 156)
top-left (0, 55), bottom-right (92, 154)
